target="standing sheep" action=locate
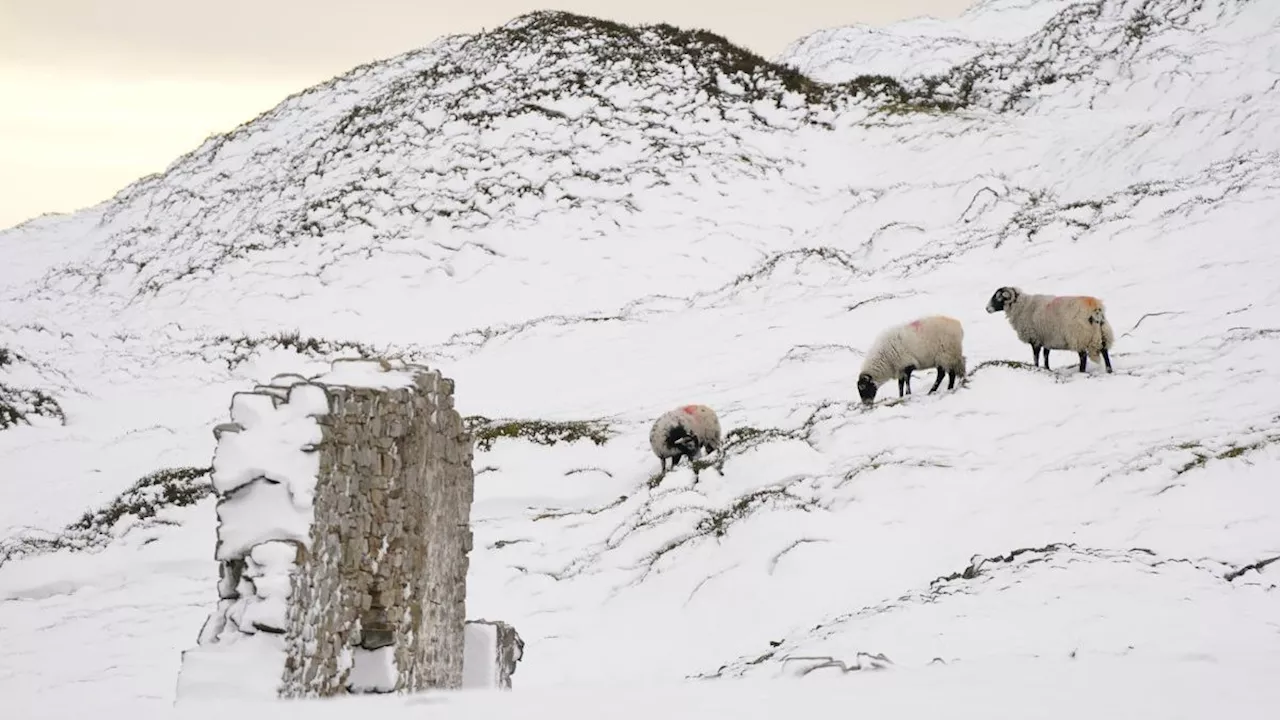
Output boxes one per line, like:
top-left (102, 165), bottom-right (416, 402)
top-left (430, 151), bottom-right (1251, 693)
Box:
top-left (857, 315), bottom-right (967, 405)
top-left (649, 404), bottom-right (723, 474)
top-left (985, 286), bottom-right (1115, 373)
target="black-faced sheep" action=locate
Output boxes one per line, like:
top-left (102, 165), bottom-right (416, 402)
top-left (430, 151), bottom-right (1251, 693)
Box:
top-left (985, 286), bottom-right (1115, 373)
top-left (857, 315), bottom-right (967, 405)
top-left (649, 404), bottom-right (723, 474)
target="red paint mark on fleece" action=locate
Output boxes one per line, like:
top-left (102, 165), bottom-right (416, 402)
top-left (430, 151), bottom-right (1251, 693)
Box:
top-left (682, 405), bottom-right (698, 414)
top-left (909, 320), bottom-right (923, 331)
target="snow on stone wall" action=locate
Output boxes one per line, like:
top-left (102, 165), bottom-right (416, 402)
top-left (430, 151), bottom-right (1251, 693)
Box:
top-left (176, 358), bottom-right (480, 701)
top-left (463, 620), bottom-right (525, 691)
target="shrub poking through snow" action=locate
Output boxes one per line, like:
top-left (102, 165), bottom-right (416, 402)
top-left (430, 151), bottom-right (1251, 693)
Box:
top-left (0, 384), bottom-right (64, 430)
top-left (69, 466), bottom-right (213, 536)
top-left (209, 331), bottom-right (378, 370)
top-left (0, 347), bottom-right (64, 430)
top-left (0, 465), bottom-right (212, 567)
top-left (985, 286), bottom-right (1115, 373)
top-left (465, 416), bottom-right (615, 451)
top-left (857, 315), bottom-right (967, 405)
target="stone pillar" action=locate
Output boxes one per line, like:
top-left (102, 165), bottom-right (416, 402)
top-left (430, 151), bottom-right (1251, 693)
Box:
top-left (176, 358), bottom-right (476, 701)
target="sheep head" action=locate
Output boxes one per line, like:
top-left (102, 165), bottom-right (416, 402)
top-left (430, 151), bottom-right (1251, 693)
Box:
top-left (666, 424), bottom-right (701, 461)
top-left (857, 373), bottom-right (878, 405)
top-left (986, 286), bottom-right (1021, 313)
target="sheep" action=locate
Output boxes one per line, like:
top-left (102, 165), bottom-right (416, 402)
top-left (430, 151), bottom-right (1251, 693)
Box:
top-left (984, 286), bottom-right (1115, 373)
top-left (649, 404), bottom-right (723, 475)
top-left (857, 315), bottom-right (967, 405)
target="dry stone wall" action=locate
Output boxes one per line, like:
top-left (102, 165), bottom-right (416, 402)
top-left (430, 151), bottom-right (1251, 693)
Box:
top-left (281, 362), bottom-right (475, 696)
top-left (177, 358), bottom-right (500, 701)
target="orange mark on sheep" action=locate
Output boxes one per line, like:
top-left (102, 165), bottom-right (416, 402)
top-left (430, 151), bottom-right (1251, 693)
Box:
top-left (1048, 295), bottom-right (1102, 310)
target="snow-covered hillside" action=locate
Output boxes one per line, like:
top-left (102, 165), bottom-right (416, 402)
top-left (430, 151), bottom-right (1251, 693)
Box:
top-left (2, 0), bottom-right (1279, 715)
top-left (777, 0), bottom-right (1083, 81)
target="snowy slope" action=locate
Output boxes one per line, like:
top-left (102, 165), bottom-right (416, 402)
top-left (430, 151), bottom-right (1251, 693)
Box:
top-left (776, 0), bottom-right (1083, 81)
top-left (2, 0), bottom-right (1280, 714)
top-left (32, 657), bottom-right (1280, 719)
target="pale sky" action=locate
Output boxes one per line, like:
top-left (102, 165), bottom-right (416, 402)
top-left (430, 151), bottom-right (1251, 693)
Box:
top-left (0, 0), bottom-right (972, 229)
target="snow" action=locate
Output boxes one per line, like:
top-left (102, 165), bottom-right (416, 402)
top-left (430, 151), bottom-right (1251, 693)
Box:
top-left (3, 0), bottom-right (1280, 716)
top-left (229, 541), bottom-right (296, 634)
top-left (347, 646), bottom-right (399, 694)
top-left (310, 359), bottom-right (427, 391)
top-left (34, 656), bottom-right (1280, 719)
top-left (213, 477), bottom-right (309, 561)
top-left (210, 382), bottom-right (326, 560)
top-left (175, 633), bottom-right (289, 704)
top-left (212, 386), bottom-right (326, 496)
top-left (461, 622), bottom-right (501, 689)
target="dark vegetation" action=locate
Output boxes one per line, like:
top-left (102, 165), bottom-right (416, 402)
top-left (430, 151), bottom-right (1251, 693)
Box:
top-left (209, 332), bottom-right (379, 370)
top-left (0, 346), bottom-right (65, 430)
top-left (465, 415), bottom-right (616, 452)
top-left (0, 466), bottom-right (213, 567)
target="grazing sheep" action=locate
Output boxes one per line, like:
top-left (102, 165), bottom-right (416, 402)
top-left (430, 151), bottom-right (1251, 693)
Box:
top-left (985, 286), bottom-right (1115, 373)
top-left (857, 315), bottom-right (967, 405)
top-left (649, 404), bottom-right (723, 474)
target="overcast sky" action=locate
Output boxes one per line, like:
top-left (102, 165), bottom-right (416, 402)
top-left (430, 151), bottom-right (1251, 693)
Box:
top-left (0, 0), bottom-right (973, 229)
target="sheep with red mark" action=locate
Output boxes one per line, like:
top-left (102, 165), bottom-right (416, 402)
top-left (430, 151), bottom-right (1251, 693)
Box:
top-left (985, 286), bottom-right (1115, 373)
top-left (648, 403), bottom-right (723, 474)
top-left (857, 315), bottom-right (967, 405)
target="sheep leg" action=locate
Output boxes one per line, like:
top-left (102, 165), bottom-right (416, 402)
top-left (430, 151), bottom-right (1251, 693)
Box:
top-left (1077, 351), bottom-right (1087, 372)
top-left (671, 454), bottom-right (682, 468)
top-left (1032, 344), bottom-right (1042, 367)
top-left (897, 377), bottom-right (906, 397)
top-left (929, 368), bottom-right (945, 393)
top-left (1101, 349), bottom-right (1114, 373)
top-left (947, 369), bottom-right (957, 390)
top-left (902, 366), bottom-right (915, 396)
